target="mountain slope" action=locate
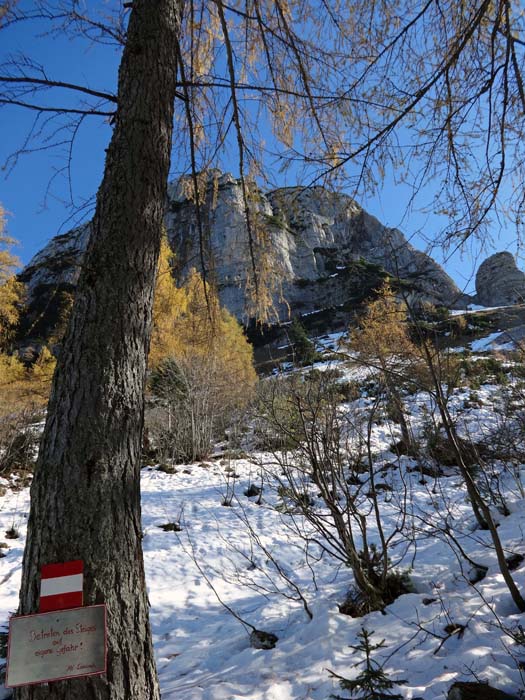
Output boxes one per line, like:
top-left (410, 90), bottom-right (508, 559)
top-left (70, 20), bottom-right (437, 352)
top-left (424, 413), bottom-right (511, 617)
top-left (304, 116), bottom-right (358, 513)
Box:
top-left (19, 172), bottom-right (463, 343)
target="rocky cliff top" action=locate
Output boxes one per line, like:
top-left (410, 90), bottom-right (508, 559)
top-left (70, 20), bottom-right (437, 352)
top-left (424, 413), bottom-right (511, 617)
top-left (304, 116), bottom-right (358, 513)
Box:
top-left (19, 171), bottom-right (465, 342)
top-left (165, 171), bottom-right (463, 319)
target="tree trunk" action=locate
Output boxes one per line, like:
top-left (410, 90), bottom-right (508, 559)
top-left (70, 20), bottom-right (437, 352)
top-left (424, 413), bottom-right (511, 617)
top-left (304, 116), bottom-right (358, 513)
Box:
top-left (16, 2), bottom-right (180, 698)
top-left (384, 374), bottom-right (413, 454)
top-left (419, 342), bottom-right (525, 612)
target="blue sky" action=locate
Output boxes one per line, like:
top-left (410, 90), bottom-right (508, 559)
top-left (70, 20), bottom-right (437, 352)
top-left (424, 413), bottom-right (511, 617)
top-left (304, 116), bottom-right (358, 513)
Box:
top-left (0, 4), bottom-right (517, 297)
top-left (0, 7), bottom-right (119, 259)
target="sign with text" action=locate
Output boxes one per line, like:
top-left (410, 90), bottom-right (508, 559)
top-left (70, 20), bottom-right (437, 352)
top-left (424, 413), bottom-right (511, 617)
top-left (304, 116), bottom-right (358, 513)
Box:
top-left (5, 604), bottom-right (106, 688)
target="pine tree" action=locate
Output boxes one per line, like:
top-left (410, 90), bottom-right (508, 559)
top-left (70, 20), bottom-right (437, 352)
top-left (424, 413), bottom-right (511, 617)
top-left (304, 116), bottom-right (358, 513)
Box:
top-left (330, 628), bottom-right (406, 700)
top-left (289, 316), bottom-right (320, 366)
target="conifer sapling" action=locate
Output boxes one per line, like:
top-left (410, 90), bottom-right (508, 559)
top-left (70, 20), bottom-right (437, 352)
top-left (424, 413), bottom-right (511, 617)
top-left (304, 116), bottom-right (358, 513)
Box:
top-left (329, 627), bottom-right (406, 700)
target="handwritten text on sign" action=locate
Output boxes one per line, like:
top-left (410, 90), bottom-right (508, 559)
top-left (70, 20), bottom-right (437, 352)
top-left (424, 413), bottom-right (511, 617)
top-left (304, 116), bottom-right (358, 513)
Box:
top-left (6, 604), bottom-right (106, 687)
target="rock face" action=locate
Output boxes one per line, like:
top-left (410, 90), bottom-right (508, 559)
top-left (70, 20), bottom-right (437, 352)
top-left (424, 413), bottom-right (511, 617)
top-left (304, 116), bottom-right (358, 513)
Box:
top-left (166, 172), bottom-right (461, 320)
top-left (18, 224), bottom-right (90, 339)
top-left (20, 172), bottom-right (462, 339)
top-left (476, 252), bottom-right (525, 307)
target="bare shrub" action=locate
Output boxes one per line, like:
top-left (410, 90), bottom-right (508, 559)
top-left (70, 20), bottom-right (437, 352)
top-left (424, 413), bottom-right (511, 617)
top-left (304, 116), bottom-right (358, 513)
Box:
top-left (147, 354), bottom-right (254, 464)
top-left (253, 367), bottom-right (409, 613)
top-left (406, 303), bottom-right (525, 612)
top-left (0, 407), bottom-right (41, 477)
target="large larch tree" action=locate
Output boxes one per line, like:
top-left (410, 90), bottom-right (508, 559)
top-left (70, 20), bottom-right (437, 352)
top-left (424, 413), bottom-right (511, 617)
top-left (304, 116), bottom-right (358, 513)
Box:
top-left (16, 2), bottom-right (180, 698)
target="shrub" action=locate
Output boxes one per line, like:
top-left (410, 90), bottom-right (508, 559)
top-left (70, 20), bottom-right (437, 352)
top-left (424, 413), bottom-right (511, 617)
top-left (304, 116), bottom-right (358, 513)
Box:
top-left (460, 356), bottom-right (509, 388)
top-left (254, 367), bottom-right (403, 613)
top-left (0, 407), bottom-right (40, 477)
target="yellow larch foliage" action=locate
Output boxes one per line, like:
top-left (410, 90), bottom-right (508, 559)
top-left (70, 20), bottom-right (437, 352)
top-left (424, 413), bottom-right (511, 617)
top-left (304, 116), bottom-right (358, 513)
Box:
top-left (0, 276), bottom-right (25, 351)
top-left (149, 240), bottom-right (257, 409)
top-left (0, 351), bottom-right (26, 417)
top-left (149, 236), bottom-right (188, 367)
top-left (351, 282), bottom-right (415, 361)
top-left (213, 307), bottom-right (257, 393)
top-left (170, 267), bottom-right (220, 355)
top-left (29, 346), bottom-right (56, 396)
top-left (0, 207), bottom-right (55, 415)
top-left (173, 269), bottom-right (257, 412)
top-left (0, 204), bottom-right (21, 283)
top-left (0, 352), bottom-right (25, 384)
top-left (0, 346), bottom-right (56, 417)
top-left (350, 282), bottom-right (418, 451)
top-left (0, 205), bottom-right (25, 351)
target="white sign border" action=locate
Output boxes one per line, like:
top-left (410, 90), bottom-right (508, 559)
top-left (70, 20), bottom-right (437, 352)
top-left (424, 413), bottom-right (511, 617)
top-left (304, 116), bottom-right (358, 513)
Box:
top-left (5, 604), bottom-right (107, 688)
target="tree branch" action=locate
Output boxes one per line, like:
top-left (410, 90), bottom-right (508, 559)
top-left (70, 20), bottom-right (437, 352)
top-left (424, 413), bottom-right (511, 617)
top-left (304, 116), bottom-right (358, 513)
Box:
top-left (0, 75), bottom-right (117, 102)
top-left (0, 97), bottom-right (114, 116)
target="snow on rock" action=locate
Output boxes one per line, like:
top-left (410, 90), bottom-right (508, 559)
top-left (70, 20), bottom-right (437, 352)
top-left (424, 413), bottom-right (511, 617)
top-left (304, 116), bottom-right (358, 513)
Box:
top-left (471, 332), bottom-right (515, 352)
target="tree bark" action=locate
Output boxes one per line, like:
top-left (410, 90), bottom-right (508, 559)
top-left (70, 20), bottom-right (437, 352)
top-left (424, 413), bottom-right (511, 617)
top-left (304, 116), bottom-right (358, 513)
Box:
top-left (16, 1), bottom-right (180, 698)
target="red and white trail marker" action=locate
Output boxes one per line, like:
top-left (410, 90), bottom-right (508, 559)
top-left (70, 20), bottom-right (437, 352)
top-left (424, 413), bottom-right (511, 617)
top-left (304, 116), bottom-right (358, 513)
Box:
top-left (39, 560), bottom-right (84, 613)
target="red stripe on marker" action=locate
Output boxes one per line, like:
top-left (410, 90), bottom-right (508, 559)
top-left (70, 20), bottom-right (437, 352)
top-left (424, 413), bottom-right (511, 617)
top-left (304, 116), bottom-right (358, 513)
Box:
top-left (39, 591), bottom-right (84, 613)
top-left (40, 560), bottom-right (84, 612)
top-left (41, 559), bottom-right (83, 579)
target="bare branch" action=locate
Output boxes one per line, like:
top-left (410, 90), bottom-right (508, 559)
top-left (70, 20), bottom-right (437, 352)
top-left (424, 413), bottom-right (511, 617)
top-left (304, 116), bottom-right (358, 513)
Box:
top-left (0, 74), bottom-right (117, 102)
top-left (0, 97), bottom-right (114, 116)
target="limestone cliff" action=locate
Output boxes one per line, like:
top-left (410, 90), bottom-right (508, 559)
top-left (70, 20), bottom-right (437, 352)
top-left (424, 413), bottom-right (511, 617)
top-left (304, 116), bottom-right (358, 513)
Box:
top-left (19, 172), bottom-right (463, 340)
top-left (475, 252), bottom-right (525, 307)
top-left (18, 224), bottom-right (90, 339)
top-left (165, 172), bottom-right (462, 320)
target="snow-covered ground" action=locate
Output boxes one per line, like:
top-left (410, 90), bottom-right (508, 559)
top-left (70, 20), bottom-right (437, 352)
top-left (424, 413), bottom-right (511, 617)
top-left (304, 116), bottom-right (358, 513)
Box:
top-left (1, 369), bottom-right (525, 699)
top-left (470, 332), bottom-right (514, 352)
top-left (449, 305), bottom-right (514, 316)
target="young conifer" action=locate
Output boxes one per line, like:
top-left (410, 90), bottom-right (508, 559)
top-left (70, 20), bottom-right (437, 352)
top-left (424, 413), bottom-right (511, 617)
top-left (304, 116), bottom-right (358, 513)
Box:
top-left (329, 628), bottom-right (406, 700)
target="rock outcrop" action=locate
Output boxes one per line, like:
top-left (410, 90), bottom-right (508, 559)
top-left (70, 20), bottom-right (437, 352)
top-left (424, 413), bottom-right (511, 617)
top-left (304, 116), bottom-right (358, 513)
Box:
top-left (447, 681), bottom-right (519, 700)
top-left (166, 172), bottom-right (462, 320)
top-left (475, 252), bottom-right (525, 307)
top-left (19, 171), bottom-right (463, 340)
top-left (18, 224), bottom-right (90, 339)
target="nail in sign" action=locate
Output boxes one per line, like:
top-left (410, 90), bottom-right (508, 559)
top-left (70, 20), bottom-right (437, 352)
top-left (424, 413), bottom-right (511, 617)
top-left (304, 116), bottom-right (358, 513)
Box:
top-left (5, 604), bottom-right (107, 687)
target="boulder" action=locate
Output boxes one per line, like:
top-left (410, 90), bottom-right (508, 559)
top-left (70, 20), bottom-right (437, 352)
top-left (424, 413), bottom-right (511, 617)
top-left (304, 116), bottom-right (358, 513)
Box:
top-left (447, 681), bottom-right (519, 700)
top-left (249, 629), bottom-right (278, 649)
top-left (475, 252), bottom-right (525, 306)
